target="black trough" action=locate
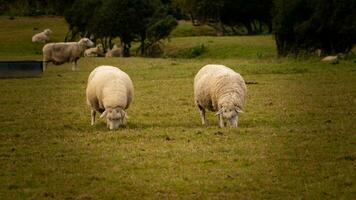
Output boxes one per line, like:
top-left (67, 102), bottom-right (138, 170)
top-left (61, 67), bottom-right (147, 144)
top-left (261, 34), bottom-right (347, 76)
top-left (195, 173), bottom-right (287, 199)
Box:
top-left (0, 60), bottom-right (43, 78)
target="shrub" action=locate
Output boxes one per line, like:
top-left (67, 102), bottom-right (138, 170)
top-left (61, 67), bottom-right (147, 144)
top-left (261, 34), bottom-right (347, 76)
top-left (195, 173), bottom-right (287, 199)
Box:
top-left (176, 44), bottom-right (207, 58)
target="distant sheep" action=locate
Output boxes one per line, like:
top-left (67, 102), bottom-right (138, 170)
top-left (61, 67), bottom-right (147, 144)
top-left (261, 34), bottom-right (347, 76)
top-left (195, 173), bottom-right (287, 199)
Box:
top-left (321, 55), bottom-right (338, 62)
top-left (84, 44), bottom-right (104, 57)
top-left (321, 53), bottom-right (344, 62)
top-left (194, 64), bottom-right (247, 127)
top-left (105, 45), bottom-right (122, 57)
top-left (32, 28), bottom-right (52, 43)
top-left (42, 38), bottom-right (94, 71)
top-left (86, 65), bottom-right (134, 130)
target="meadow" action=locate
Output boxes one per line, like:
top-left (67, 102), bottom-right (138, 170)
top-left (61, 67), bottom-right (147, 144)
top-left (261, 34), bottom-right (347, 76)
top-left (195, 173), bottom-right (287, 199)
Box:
top-left (0, 16), bottom-right (355, 199)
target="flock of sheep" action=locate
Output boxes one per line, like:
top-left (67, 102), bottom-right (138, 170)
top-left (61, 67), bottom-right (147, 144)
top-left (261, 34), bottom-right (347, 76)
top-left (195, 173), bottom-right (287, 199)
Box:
top-left (32, 29), bottom-right (247, 130)
top-left (32, 29), bottom-right (123, 71)
top-left (86, 64), bottom-right (247, 130)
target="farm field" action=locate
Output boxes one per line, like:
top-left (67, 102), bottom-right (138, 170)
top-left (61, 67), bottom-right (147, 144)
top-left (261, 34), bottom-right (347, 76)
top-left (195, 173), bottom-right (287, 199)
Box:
top-left (0, 17), bottom-right (355, 199)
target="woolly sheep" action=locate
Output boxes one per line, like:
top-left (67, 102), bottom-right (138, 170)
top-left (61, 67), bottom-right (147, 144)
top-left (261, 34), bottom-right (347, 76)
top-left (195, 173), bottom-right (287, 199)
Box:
top-left (84, 44), bottom-right (105, 57)
top-left (321, 56), bottom-right (338, 62)
top-left (42, 38), bottom-right (94, 71)
top-left (194, 64), bottom-right (247, 128)
top-left (32, 28), bottom-right (52, 43)
top-left (321, 53), bottom-right (344, 62)
top-left (86, 65), bottom-right (134, 130)
top-left (105, 45), bottom-right (122, 57)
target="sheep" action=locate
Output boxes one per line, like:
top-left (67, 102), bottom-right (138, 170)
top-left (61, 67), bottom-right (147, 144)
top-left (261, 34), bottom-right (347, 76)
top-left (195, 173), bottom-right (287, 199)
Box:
top-left (105, 45), bottom-right (122, 57)
top-left (86, 65), bottom-right (134, 130)
top-left (321, 53), bottom-right (343, 62)
top-left (321, 55), bottom-right (338, 62)
top-left (194, 64), bottom-right (247, 128)
top-left (84, 44), bottom-right (105, 57)
top-left (42, 38), bottom-right (94, 71)
top-left (32, 28), bottom-right (52, 43)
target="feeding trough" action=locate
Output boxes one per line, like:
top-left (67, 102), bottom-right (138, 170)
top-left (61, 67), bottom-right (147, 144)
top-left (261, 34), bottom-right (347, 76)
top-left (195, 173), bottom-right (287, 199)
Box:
top-left (0, 60), bottom-right (43, 78)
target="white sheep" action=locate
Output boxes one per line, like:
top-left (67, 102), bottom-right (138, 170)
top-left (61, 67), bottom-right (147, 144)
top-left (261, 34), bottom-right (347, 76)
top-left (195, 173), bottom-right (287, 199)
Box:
top-left (86, 65), bottom-right (134, 130)
top-left (32, 28), bottom-right (52, 43)
top-left (42, 38), bottom-right (94, 71)
top-left (194, 64), bottom-right (247, 128)
top-left (84, 44), bottom-right (105, 57)
top-left (105, 45), bottom-right (122, 57)
top-left (321, 56), bottom-right (337, 62)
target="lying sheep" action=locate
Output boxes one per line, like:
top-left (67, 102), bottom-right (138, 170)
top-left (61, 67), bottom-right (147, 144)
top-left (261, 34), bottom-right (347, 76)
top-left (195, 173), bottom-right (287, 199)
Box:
top-left (42, 38), bottom-right (94, 71)
top-left (321, 53), bottom-right (343, 62)
top-left (105, 45), bottom-right (122, 57)
top-left (321, 56), bottom-right (338, 62)
top-left (84, 44), bottom-right (104, 57)
top-left (86, 65), bottom-right (134, 130)
top-left (32, 28), bottom-right (52, 43)
top-left (194, 64), bottom-right (247, 128)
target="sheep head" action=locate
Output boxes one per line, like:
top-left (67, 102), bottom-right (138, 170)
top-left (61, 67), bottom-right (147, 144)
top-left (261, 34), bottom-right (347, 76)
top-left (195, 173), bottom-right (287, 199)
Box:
top-left (97, 44), bottom-right (104, 54)
top-left (44, 29), bottom-right (52, 35)
top-left (216, 103), bottom-right (243, 127)
top-left (100, 107), bottom-right (127, 130)
top-left (78, 38), bottom-right (94, 48)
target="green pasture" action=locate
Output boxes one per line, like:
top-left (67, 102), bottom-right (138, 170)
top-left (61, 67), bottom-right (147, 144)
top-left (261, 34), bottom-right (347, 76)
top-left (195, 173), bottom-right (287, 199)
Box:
top-left (0, 16), bottom-right (355, 199)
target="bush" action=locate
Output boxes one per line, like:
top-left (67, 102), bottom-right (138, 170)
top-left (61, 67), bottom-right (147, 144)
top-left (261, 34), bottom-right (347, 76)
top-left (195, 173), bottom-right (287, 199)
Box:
top-left (176, 44), bottom-right (207, 58)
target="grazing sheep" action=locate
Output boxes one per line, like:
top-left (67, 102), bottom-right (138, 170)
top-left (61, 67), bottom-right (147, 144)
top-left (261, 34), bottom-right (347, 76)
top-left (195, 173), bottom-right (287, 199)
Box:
top-left (86, 65), bottom-right (134, 130)
top-left (42, 38), bottom-right (94, 71)
top-left (32, 28), bottom-right (52, 43)
top-left (194, 64), bottom-right (247, 128)
top-left (84, 44), bottom-right (105, 57)
top-left (105, 45), bottom-right (122, 57)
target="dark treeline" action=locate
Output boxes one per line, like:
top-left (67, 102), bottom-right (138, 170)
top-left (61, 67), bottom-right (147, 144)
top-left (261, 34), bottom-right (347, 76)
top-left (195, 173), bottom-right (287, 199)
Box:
top-left (274, 0), bottom-right (356, 56)
top-left (172, 0), bottom-right (273, 36)
top-left (1, 0), bottom-right (355, 57)
top-left (64, 0), bottom-right (177, 57)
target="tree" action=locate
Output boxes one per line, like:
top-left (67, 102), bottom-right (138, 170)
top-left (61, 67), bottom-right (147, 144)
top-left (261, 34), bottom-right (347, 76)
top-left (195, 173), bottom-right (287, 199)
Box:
top-left (142, 4), bottom-right (178, 56)
top-left (64, 0), bottom-right (102, 41)
top-left (220, 0), bottom-right (273, 35)
top-left (65, 0), bottom-right (177, 57)
top-left (274, 0), bottom-right (356, 56)
top-left (172, 0), bottom-right (273, 35)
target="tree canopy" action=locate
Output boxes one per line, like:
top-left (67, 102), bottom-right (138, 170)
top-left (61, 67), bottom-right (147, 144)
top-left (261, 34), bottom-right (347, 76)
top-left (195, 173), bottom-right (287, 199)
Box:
top-left (172, 0), bottom-right (273, 35)
top-left (274, 0), bottom-right (356, 56)
top-left (64, 0), bottom-right (177, 57)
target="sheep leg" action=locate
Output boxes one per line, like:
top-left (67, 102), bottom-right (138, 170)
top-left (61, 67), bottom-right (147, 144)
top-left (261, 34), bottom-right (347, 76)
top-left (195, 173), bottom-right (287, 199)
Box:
top-left (42, 60), bottom-right (47, 71)
top-left (198, 105), bottom-right (206, 125)
top-left (218, 114), bottom-right (225, 128)
top-left (91, 110), bottom-right (96, 125)
top-left (72, 60), bottom-right (77, 71)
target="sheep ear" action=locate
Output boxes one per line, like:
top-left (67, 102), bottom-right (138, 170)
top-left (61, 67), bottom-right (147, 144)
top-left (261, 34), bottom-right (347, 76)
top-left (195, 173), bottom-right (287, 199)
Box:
top-left (215, 109), bottom-right (222, 116)
top-left (100, 110), bottom-right (107, 118)
top-left (235, 107), bottom-right (244, 113)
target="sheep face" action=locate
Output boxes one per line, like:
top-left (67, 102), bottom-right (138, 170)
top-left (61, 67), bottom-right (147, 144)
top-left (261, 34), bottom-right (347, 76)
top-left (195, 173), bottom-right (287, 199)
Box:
top-left (100, 107), bottom-right (126, 130)
top-left (44, 29), bottom-right (52, 35)
top-left (216, 104), bottom-right (243, 127)
top-left (79, 38), bottom-right (95, 48)
top-left (97, 44), bottom-right (104, 54)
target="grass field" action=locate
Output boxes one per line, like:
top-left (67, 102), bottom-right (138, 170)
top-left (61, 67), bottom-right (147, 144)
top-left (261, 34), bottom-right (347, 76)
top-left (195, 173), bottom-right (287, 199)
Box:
top-left (0, 16), bottom-right (355, 199)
